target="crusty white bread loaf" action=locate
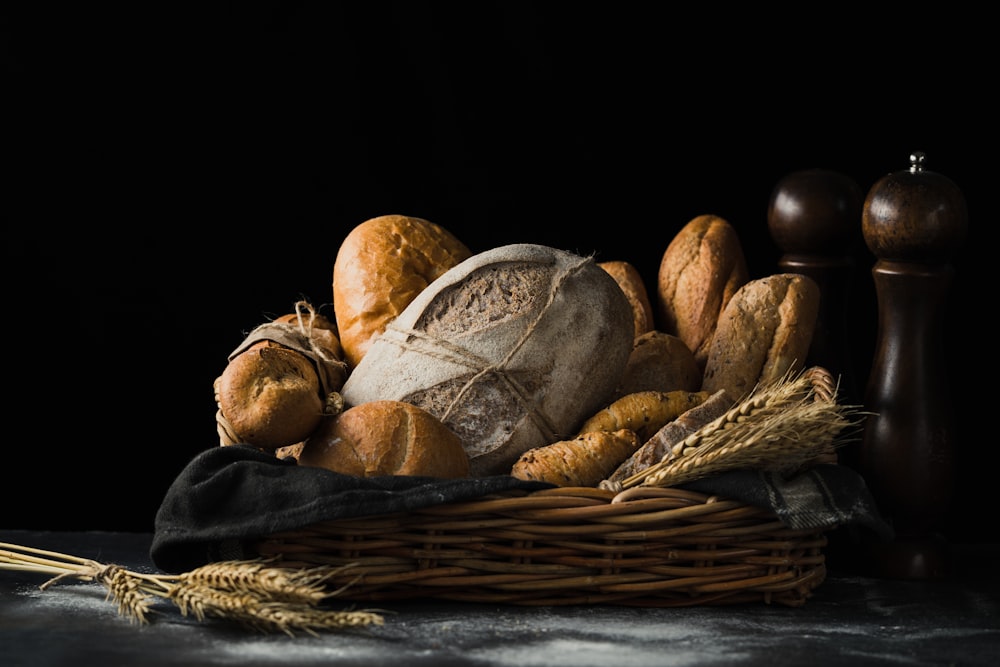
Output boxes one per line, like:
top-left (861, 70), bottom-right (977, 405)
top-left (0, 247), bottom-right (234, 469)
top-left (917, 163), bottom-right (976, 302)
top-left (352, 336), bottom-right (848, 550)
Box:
top-left (701, 273), bottom-right (820, 401)
top-left (340, 243), bottom-right (635, 477)
top-left (612, 330), bottom-right (701, 399)
top-left (598, 260), bottom-right (654, 338)
top-left (656, 215), bottom-right (749, 372)
top-left (295, 400), bottom-right (470, 478)
top-left (333, 214), bottom-right (471, 369)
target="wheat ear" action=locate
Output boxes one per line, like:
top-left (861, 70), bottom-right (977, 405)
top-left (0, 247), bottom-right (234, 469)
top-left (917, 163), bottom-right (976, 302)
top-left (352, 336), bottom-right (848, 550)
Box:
top-left (621, 366), bottom-right (863, 490)
top-left (0, 543), bottom-right (383, 635)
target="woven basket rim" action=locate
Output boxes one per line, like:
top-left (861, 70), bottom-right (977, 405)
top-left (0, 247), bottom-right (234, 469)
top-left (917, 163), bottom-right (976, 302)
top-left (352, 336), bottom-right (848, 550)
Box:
top-left (254, 484), bottom-right (829, 608)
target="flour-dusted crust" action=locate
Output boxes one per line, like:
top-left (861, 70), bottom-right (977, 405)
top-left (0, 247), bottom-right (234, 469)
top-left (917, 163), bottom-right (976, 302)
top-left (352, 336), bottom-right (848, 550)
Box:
top-left (340, 244), bottom-right (635, 476)
top-left (701, 273), bottom-right (820, 401)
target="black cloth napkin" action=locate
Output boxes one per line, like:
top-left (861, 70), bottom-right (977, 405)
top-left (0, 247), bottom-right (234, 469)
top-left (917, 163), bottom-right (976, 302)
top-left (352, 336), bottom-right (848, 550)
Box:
top-left (151, 445), bottom-right (892, 573)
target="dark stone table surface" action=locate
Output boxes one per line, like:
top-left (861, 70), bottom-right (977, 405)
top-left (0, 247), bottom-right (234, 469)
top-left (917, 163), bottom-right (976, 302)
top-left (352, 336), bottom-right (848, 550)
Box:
top-left (2, 529), bottom-right (998, 666)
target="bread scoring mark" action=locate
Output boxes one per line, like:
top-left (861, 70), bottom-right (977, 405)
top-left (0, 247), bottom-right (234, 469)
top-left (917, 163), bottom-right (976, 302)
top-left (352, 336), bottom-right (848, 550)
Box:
top-left (416, 262), bottom-right (550, 336)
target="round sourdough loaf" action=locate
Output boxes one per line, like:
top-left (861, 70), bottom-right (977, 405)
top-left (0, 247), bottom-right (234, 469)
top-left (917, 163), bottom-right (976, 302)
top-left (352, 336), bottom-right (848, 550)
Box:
top-left (340, 244), bottom-right (635, 476)
top-left (296, 400), bottom-right (470, 478)
top-left (701, 273), bottom-right (820, 401)
top-left (333, 214), bottom-right (472, 369)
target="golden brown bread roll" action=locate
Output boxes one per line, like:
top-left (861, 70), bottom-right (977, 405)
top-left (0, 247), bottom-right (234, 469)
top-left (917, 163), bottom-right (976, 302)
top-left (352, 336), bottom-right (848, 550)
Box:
top-left (598, 260), bottom-right (654, 337)
top-left (613, 330), bottom-right (701, 399)
top-left (295, 400), bottom-right (470, 478)
top-left (656, 215), bottom-right (749, 372)
top-left (701, 273), bottom-right (820, 401)
top-left (216, 343), bottom-right (327, 450)
top-left (215, 302), bottom-right (349, 450)
top-left (332, 214), bottom-right (472, 369)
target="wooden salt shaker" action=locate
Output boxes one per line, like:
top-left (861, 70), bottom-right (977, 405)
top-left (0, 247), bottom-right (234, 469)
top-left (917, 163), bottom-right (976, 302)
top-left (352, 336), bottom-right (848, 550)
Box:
top-left (860, 151), bottom-right (967, 579)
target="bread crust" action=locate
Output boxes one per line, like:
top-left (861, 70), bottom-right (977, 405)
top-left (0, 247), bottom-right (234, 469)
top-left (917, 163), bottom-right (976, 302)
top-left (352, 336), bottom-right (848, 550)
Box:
top-left (271, 310), bottom-right (348, 392)
top-left (656, 215), bottom-right (749, 372)
top-left (333, 215), bottom-right (471, 369)
top-left (296, 400), bottom-right (470, 478)
top-left (602, 389), bottom-right (734, 486)
top-left (701, 273), bottom-right (820, 401)
top-left (340, 244), bottom-right (635, 477)
top-left (598, 260), bottom-right (654, 338)
top-left (613, 330), bottom-right (701, 399)
top-left (217, 343), bottom-right (325, 449)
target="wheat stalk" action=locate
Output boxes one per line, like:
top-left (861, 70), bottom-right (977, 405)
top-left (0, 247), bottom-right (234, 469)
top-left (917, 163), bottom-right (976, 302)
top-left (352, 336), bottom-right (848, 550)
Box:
top-left (619, 366), bottom-right (864, 490)
top-left (0, 542), bottom-right (383, 635)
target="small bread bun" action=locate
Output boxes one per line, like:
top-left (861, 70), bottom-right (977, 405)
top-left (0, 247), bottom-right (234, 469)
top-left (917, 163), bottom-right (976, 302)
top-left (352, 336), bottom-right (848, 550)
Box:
top-left (613, 330), bottom-right (702, 399)
top-left (333, 215), bottom-right (472, 369)
top-left (217, 343), bottom-right (325, 449)
top-left (701, 273), bottom-right (820, 401)
top-left (296, 400), bottom-right (471, 478)
top-left (656, 215), bottom-right (749, 372)
top-left (598, 260), bottom-right (655, 337)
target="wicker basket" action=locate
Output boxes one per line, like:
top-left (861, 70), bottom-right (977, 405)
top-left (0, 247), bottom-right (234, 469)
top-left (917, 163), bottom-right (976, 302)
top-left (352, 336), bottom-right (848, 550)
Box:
top-left (253, 484), bottom-right (829, 608)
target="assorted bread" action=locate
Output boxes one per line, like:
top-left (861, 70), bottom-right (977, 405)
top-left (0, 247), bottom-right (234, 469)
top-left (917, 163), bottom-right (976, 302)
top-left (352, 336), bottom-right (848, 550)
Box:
top-left (215, 212), bottom-right (839, 488)
top-left (332, 214), bottom-right (471, 369)
top-left (656, 214), bottom-right (749, 372)
top-left (339, 243), bottom-right (635, 476)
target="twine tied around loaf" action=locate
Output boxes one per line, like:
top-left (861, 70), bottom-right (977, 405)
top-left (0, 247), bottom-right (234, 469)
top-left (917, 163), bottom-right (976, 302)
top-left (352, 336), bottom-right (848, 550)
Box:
top-left (214, 301), bottom-right (348, 447)
top-left (378, 253), bottom-right (594, 446)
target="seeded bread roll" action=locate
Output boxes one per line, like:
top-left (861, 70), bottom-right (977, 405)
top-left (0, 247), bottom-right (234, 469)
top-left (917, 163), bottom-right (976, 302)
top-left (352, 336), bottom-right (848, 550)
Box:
top-left (601, 388), bottom-right (735, 487)
top-left (613, 330), bottom-right (701, 399)
top-left (656, 215), bottom-right (749, 372)
top-left (333, 214), bottom-right (472, 369)
top-left (701, 273), bottom-right (821, 401)
top-left (598, 260), bottom-right (654, 338)
top-left (295, 400), bottom-right (470, 478)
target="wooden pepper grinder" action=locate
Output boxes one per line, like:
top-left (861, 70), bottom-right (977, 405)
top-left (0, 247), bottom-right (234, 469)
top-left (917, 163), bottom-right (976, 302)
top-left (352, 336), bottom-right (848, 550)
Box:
top-left (860, 151), bottom-right (967, 579)
top-left (767, 169), bottom-right (865, 417)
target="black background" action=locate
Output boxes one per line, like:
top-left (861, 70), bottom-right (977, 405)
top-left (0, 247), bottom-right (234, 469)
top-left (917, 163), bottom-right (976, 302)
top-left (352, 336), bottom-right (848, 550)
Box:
top-left (3, 5), bottom-right (994, 542)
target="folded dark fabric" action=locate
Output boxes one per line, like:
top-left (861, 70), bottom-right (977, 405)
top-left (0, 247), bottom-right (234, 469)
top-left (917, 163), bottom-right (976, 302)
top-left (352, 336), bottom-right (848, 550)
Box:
top-left (684, 467), bottom-right (893, 540)
top-left (151, 446), bottom-right (552, 572)
top-left (151, 445), bottom-right (892, 573)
